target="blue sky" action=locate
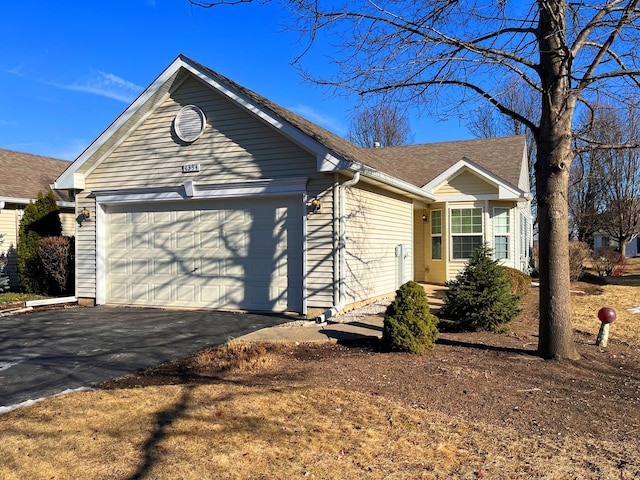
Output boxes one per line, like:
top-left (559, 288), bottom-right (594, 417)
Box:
top-left (1, 0), bottom-right (473, 161)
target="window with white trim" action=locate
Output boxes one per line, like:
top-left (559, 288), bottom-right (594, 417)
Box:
top-left (519, 212), bottom-right (529, 257)
top-left (493, 207), bottom-right (510, 260)
top-left (431, 209), bottom-right (442, 260)
top-left (450, 207), bottom-right (483, 260)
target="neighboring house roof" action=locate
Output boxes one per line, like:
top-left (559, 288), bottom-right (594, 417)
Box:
top-left (0, 148), bottom-right (73, 206)
top-left (54, 55), bottom-right (529, 202)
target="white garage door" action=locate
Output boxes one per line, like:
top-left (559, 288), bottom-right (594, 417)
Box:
top-left (105, 196), bottom-right (303, 312)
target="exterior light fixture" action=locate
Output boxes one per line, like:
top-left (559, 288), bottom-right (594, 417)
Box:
top-left (311, 198), bottom-right (323, 214)
top-left (422, 212), bottom-right (428, 222)
top-left (76, 208), bottom-right (91, 227)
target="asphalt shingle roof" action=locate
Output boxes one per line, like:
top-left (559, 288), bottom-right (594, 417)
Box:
top-left (0, 148), bottom-right (72, 203)
top-left (364, 136), bottom-right (526, 189)
top-left (189, 57), bottom-right (526, 191)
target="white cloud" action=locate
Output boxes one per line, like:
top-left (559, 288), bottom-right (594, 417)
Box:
top-left (55, 70), bottom-right (144, 103)
top-left (288, 104), bottom-right (347, 135)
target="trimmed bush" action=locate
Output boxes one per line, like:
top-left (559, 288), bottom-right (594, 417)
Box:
top-left (382, 281), bottom-right (439, 353)
top-left (569, 240), bottom-right (592, 281)
top-left (593, 246), bottom-right (625, 277)
top-left (440, 245), bottom-right (522, 332)
top-left (500, 266), bottom-right (532, 296)
top-left (17, 191), bottom-right (62, 294)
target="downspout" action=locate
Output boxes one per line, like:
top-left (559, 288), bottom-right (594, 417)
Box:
top-left (316, 171), bottom-right (361, 323)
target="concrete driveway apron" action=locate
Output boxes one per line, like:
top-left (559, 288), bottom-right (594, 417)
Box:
top-left (0, 306), bottom-right (290, 408)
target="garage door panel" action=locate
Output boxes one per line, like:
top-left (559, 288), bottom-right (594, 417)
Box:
top-left (151, 211), bottom-right (170, 224)
top-left (131, 258), bottom-right (150, 275)
top-left (152, 258), bottom-right (173, 276)
top-left (153, 232), bottom-right (172, 250)
top-left (106, 197), bottom-right (303, 312)
top-left (198, 231), bottom-right (219, 249)
top-left (131, 211), bottom-right (150, 224)
top-left (132, 283), bottom-right (149, 301)
top-left (176, 232), bottom-right (196, 249)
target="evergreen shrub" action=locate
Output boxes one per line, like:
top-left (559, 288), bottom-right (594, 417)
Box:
top-left (382, 280), bottom-right (439, 354)
top-left (17, 191), bottom-right (62, 294)
top-left (440, 245), bottom-right (522, 332)
top-left (0, 235), bottom-right (9, 293)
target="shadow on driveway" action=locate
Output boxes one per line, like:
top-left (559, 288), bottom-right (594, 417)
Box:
top-left (0, 306), bottom-right (290, 408)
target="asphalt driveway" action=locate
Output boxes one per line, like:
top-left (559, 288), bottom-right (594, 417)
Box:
top-left (0, 306), bottom-right (290, 409)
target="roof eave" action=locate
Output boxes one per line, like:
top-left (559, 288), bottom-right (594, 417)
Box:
top-left (347, 163), bottom-right (437, 202)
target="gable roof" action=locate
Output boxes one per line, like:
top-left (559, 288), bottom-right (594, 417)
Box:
top-left (363, 136), bottom-right (526, 191)
top-left (0, 148), bottom-right (73, 205)
top-left (54, 55), bottom-right (528, 202)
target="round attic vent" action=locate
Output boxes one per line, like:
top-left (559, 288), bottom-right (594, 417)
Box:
top-left (174, 105), bottom-right (206, 143)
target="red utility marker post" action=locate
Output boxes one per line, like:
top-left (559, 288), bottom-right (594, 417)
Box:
top-left (596, 307), bottom-right (616, 347)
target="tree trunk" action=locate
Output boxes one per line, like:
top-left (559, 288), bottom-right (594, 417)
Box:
top-left (535, 0), bottom-right (580, 360)
top-left (620, 239), bottom-right (629, 259)
top-left (536, 135), bottom-right (580, 360)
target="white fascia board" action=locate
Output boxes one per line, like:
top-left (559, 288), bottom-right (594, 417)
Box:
top-left (318, 152), bottom-right (351, 172)
top-left (0, 196), bottom-right (74, 208)
top-left (53, 57), bottom-right (190, 190)
top-left (436, 193), bottom-right (524, 203)
top-left (352, 163), bottom-right (437, 202)
top-left (422, 158), bottom-right (525, 199)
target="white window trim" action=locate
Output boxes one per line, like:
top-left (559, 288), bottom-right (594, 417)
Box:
top-left (493, 207), bottom-right (511, 261)
top-left (430, 209), bottom-right (443, 261)
top-left (450, 207), bottom-right (484, 261)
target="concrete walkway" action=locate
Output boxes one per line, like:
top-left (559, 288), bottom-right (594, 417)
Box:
top-left (240, 283), bottom-right (446, 343)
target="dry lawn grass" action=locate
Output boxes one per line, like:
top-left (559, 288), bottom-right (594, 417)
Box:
top-left (574, 257), bottom-right (640, 345)
top-left (1, 266), bottom-right (639, 479)
top-left (0, 383), bottom-right (632, 480)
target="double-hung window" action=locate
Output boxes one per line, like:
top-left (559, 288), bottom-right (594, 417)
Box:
top-left (431, 209), bottom-right (442, 260)
top-left (450, 207), bottom-right (483, 260)
top-left (493, 207), bottom-right (510, 260)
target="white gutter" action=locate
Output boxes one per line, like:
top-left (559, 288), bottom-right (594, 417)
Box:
top-left (316, 172), bottom-right (361, 323)
top-left (0, 196), bottom-right (74, 208)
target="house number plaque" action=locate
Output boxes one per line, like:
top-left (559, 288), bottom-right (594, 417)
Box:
top-left (182, 163), bottom-right (200, 173)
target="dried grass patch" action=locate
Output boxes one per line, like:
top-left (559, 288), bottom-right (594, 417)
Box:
top-left (191, 339), bottom-right (289, 372)
top-left (573, 285), bottom-right (640, 345)
top-left (0, 384), bottom-right (634, 479)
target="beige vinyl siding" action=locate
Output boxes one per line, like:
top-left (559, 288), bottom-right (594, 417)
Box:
top-left (0, 208), bottom-right (18, 250)
top-left (435, 170), bottom-right (499, 197)
top-left (344, 182), bottom-right (413, 305)
top-left (77, 75), bottom-right (322, 301)
top-left (75, 193), bottom-right (97, 298)
top-left (60, 210), bottom-right (76, 238)
top-left (86, 76), bottom-right (317, 190)
top-left (413, 210), bottom-right (426, 282)
top-left (0, 208), bottom-right (19, 287)
top-left (305, 176), bottom-right (336, 310)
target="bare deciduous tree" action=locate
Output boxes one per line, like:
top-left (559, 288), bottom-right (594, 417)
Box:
top-left (587, 102), bottom-right (640, 255)
top-left (568, 151), bottom-right (604, 246)
top-left (347, 103), bottom-right (412, 148)
top-left (190, 0), bottom-right (640, 359)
